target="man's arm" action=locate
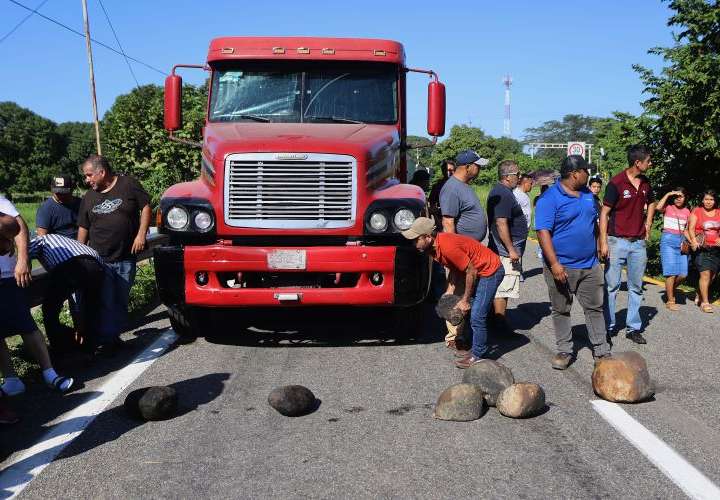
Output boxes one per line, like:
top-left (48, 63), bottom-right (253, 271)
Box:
top-left (0, 213), bottom-right (19, 239)
top-left (537, 229), bottom-right (567, 284)
top-left (14, 216), bottom-right (31, 288)
top-left (599, 205), bottom-right (612, 259)
top-left (495, 218), bottom-right (520, 262)
top-left (455, 263), bottom-right (478, 314)
top-left (77, 226), bottom-right (89, 244)
top-left (644, 202), bottom-right (657, 241)
top-left (131, 204), bottom-right (152, 254)
top-left (442, 216), bottom-right (456, 234)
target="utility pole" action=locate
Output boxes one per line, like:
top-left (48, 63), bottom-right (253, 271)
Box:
top-left (503, 74), bottom-right (512, 138)
top-left (81, 0), bottom-right (102, 155)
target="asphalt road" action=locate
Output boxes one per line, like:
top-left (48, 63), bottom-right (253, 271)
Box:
top-left (2, 241), bottom-right (720, 499)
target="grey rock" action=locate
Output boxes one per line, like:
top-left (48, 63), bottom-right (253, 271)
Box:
top-left (268, 385), bottom-right (318, 417)
top-left (435, 294), bottom-right (464, 326)
top-left (496, 383), bottom-right (546, 418)
top-left (461, 359), bottom-right (514, 406)
top-left (433, 383), bottom-right (485, 422)
top-left (124, 386), bottom-right (178, 421)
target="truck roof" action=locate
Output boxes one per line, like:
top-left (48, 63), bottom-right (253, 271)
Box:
top-left (207, 37), bottom-right (405, 65)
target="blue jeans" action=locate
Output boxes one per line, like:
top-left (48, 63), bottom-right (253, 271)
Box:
top-left (470, 266), bottom-right (506, 358)
top-left (605, 237), bottom-right (647, 333)
top-left (99, 259), bottom-right (137, 343)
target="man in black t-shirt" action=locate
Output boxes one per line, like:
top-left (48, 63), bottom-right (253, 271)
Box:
top-left (78, 155), bottom-right (151, 350)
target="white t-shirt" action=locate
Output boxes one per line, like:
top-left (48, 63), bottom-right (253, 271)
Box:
top-left (513, 188), bottom-right (532, 229)
top-left (0, 196), bottom-right (20, 279)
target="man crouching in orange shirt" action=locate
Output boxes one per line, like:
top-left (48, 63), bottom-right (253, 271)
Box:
top-left (402, 217), bottom-right (505, 368)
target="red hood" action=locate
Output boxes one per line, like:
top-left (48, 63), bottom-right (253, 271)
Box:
top-left (204, 123), bottom-right (399, 162)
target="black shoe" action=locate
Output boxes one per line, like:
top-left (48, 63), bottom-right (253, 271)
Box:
top-left (625, 331), bottom-right (647, 344)
top-left (551, 352), bottom-right (575, 370)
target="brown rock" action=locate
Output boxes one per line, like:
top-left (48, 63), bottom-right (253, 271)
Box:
top-left (461, 360), bottom-right (514, 406)
top-left (592, 352), bottom-right (654, 403)
top-left (433, 383), bottom-right (485, 421)
top-left (496, 383), bottom-right (546, 418)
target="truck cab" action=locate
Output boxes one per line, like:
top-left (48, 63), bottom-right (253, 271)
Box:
top-left (153, 37), bottom-right (446, 337)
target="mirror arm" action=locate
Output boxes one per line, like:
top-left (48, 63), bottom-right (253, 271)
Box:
top-left (405, 67), bottom-right (439, 82)
top-left (172, 63), bottom-right (208, 75)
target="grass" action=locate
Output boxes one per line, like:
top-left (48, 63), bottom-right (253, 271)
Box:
top-left (15, 202), bottom-right (40, 232)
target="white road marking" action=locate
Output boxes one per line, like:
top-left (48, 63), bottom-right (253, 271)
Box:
top-left (0, 331), bottom-right (178, 499)
top-left (592, 399), bottom-right (720, 500)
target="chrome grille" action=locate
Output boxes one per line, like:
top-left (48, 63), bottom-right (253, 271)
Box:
top-left (224, 153), bottom-right (356, 229)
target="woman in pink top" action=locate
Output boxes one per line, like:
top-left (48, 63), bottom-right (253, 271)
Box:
top-left (656, 187), bottom-right (691, 310)
top-left (688, 189), bottom-right (720, 313)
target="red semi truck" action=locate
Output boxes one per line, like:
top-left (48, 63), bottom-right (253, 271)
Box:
top-left (154, 37), bottom-right (446, 337)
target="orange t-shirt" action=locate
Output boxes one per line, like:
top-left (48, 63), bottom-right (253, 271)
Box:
top-left (433, 232), bottom-right (501, 277)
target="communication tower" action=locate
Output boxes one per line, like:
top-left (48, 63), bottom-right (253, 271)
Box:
top-left (503, 74), bottom-right (512, 137)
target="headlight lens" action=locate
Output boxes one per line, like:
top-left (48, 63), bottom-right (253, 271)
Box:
top-left (167, 206), bottom-right (189, 230)
top-left (369, 212), bottom-right (389, 232)
top-left (394, 209), bottom-right (415, 231)
top-left (194, 211), bottom-right (213, 231)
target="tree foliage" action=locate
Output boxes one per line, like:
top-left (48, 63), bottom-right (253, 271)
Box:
top-left (633, 0), bottom-right (720, 194)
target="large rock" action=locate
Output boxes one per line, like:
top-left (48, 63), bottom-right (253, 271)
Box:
top-left (268, 385), bottom-right (318, 417)
top-left (592, 352), bottom-right (654, 403)
top-left (461, 359), bottom-right (514, 406)
top-left (496, 383), bottom-right (546, 418)
top-left (433, 383), bottom-right (485, 422)
top-left (124, 386), bottom-right (178, 421)
top-left (435, 294), bottom-right (464, 326)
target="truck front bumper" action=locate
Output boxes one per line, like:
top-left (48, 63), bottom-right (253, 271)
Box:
top-left (154, 244), bottom-right (429, 308)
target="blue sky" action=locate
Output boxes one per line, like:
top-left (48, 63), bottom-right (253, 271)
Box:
top-left (0, 0), bottom-right (674, 139)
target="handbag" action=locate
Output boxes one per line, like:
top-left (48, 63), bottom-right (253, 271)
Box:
top-left (676, 211), bottom-right (691, 255)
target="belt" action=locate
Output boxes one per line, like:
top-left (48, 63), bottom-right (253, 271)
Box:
top-left (612, 236), bottom-right (643, 242)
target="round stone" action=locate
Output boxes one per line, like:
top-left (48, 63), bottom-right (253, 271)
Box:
top-left (268, 385), bottom-right (318, 417)
top-left (592, 352), bottom-right (654, 403)
top-left (124, 386), bottom-right (178, 421)
top-left (496, 383), bottom-right (546, 418)
top-left (461, 359), bottom-right (514, 406)
top-left (433, 383), bottom-right (486, 422)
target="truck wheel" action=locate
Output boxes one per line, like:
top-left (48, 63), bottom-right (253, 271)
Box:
top-left (392, 304), bottom-right (425, 342)
top-left (167, 305), bottom-right (200, 344)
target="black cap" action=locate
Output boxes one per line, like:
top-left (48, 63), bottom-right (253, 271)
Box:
top-left (51, 175), bottom-right (74, 194)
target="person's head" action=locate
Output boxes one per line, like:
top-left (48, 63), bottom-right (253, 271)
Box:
top-left (560, 155), bottom-right (590, 190)
top-left (498, 160), bottom-right (520, 189)
top-left (81, 154), bottom-right (114, 191)
top-left (454, 150), bottom-right (488, 183)
top-left (409, 169), bottom-right (431, 191)
top-left (517, 173), bottom-right (533, 193)
top-left (670, 186), bottom-right (688, 208)
top-left (441, 159), bottom-right (456, 179)
top-left (701, 189), bottom-right (718, 211)
top-left (589, 177), bottom-right (603, 195)
top-left (400, 217), bottom-right (436, 252)
top-left (627, 144), bottom-right (652, 172)
top-left (50, 174), bottom-right (75, 203)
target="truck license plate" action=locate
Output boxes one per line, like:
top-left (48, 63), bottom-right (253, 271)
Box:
top-left (267, 250), bottom-right (306, 270)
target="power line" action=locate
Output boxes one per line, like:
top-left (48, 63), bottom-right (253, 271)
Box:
top-left (6, 0), bottom-right (167, 76)
top-left (96, 0), bottom-right (140, 88)
top-left (0, 0), bottom-right (50, 45)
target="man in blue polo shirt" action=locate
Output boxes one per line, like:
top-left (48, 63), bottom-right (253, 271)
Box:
top-left (535, 155), bottom-right (612, 370)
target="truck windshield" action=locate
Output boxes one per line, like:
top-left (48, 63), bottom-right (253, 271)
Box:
top-left (209, 61), bottom-right (398, 124)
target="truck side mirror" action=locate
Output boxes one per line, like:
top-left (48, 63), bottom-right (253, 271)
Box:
top-left (427, 81), bottom-right (446, 137)
top-left (164, 74), bottom-right (183, 131)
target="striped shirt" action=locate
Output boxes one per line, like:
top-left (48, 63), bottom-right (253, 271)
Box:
top-left (29, 234), bottom-right (102, 271)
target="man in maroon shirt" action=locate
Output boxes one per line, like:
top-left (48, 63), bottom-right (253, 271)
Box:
top-left (599, 145), bottom-right (656, 344)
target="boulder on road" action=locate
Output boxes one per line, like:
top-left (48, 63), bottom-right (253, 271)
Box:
top-left (268, 385), bottom-right (318, 417)
top-left (124, 386), bottom-right (178, 421)
top-left (433, 383), bottom-right (485, 422)
top-left (435, 294), bottom-right (464, 326)
top-left (461, 359), bottom-right (514, 406)
top-left (496, 383), bottom-right (546, 418)
top-left (592, 352), bottom-right (654, 403)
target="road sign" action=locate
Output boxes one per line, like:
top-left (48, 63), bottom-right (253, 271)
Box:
top-left (567, 142), bottom-right (586, 158)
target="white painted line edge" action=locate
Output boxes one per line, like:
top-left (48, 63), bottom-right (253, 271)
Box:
top-left (0, 330), bottom-right (178, 499)
top-left (591, 399), bottom-right (720, 500)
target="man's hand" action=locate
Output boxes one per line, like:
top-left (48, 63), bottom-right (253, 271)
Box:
top-left (644, 222), bottom-right (652, 241)
top-left (599, 239), bottom-right (609, 260)
top-left (455, 299), bottom-right (471, 315)
top-left (131, 234), bottom-right (147, 254)
top-left (550, 262), bottom-right (568, 284)
top-left (15, 257), bottom-right (31, 288)
top-left (509, 247), bottom-right (521, 263)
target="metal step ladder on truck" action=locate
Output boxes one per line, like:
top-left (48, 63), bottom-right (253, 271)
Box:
top-left (153, 37), bottom-right (446, 339)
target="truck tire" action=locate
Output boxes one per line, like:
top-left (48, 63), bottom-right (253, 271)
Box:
top-left (167, 305), bottom-right (200, 344)
top-left (392, 303), bottom-right (425, 342)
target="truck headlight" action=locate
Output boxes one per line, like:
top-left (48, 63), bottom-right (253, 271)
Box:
top-left (393, 209), bottom-right (415, 231)
top-left (369, 211), bottom-right (389, 232)
top-left (194, 210), bottom-right (213, 231)
top-left (167, 206), bottom-right (189, 230)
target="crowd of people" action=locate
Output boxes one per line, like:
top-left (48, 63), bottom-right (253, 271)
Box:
top-left (0, 154), bottom-right (151, 424)
top-left (412, 144), bottom-right (719, 371)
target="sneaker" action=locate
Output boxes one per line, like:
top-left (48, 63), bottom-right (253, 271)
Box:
top-left (625, 331), bottom-right (647, 344)
top-left (551, 352), bottom-right (574, 370)
top-left (454, 353), bottom-right (484, 369)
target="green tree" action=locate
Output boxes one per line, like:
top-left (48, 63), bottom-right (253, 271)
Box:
top-left (101, 83), bottom-right (208, 204)
top-left (523, 114), bottom-right (600, 162)
top-left (56, 121), bottom-right (96, 184)
top-left (406, 135), bottom-right (434, 176)
top-left (633, 0), bottom-right (720, 195)
top-left (0, 102), bottom-right (63, 196)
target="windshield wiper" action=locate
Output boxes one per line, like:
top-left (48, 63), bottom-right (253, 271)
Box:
top-left (215, 113), bottom-right (271, 122)
top-left (305, 115), bottom-right (364, 124)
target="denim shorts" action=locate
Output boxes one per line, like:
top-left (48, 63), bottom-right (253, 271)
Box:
top-left (0, 278), bottom-right (39, 338)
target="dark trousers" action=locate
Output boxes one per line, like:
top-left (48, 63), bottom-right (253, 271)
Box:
top-left (42, 256), bottom-right (105, 350)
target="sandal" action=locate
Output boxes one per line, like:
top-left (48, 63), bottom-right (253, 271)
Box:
top-left (701, 303), bottom-right (714, 314)
top-left (47, 376), bottom-right (74, 393)
top-left (665, 301), bottom-right (679, 311)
